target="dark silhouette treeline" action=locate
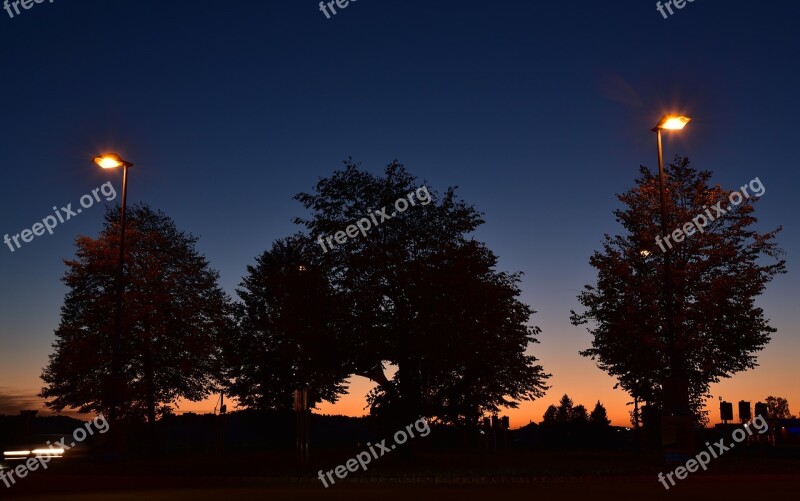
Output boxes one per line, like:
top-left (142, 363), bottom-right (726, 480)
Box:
top-left (22, 159), bottom-right (789, 465)
top-left (37, 162), bottom-right (550, 436)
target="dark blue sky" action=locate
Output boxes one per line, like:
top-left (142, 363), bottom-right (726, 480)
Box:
top-left (1, 0), bottom-right (797, 424)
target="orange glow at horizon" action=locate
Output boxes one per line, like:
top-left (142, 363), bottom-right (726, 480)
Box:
top-left (7, 375), bottom-right (797, 429)
top-left (7, 333), bottom-right (797, 428)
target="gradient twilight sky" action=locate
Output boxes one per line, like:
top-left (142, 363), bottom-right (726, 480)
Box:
top-left (1, 0), bottom-right (798, 428)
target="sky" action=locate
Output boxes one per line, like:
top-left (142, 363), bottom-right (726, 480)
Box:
top-left (0, 0), bottom-right (798, 428)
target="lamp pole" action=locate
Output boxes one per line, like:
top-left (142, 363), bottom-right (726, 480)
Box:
top-left (655, 126), bottom-right (678, 398)
top-left (94, 153), bottom-right (134, 422)
top-left (651, 115), bottom-right (693, 462)
top-left (296, 263), bottom-right (311, 466)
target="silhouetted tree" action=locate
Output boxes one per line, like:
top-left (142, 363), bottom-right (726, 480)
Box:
top-left (542, 404), bottom-right (559, 425)
top-left (226, 235), bottom-right (350, 410)
top-left (556, 394), bottom-right (574, 424)
top-left (590, 401), bottom-right (611, 426)
top-left (765, 396), bottom-right (794, 419)
top-left (572, 159), bottom-right (785, 426)
top-left (294, 160), bottom-right (550, 426)
top-left (572, 404), bottom-right (589, 423)
top-left (40, 205), bottom-right (232, 423)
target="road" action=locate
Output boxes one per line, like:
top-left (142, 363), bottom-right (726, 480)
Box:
top-left (4, 475), bottom-right (800, 501)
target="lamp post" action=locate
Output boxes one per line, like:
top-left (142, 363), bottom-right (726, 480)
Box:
top-left (295, 263), bottom-right (311, 466)
top-left (94, 153), bottom-right (134, 422)
top-left (651, 115), bottom-right (693, 461)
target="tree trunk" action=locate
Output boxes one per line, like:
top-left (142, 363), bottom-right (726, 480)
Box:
top-left (143, 330), bottom-right (157, 426)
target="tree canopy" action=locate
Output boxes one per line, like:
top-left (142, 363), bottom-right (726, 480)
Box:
top-left (765, 395), bottom-right (794, 419)
top-left (40, 205), bottom-right (232, 423)
top-left (277, 160), bottom-right (551, 425)
top-left (225, 235), bottom-right (351, 410)
top-left (572, 158), bottom-right (785, 426)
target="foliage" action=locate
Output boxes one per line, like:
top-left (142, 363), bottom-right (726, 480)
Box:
top-left (291, 160), bottom-right (550, 425)
top-left (226, 235), bottom-right (350, 410)
top-left (765, 395), bottom-right (794, 419)
top-left (40, 205), bottom-right (232, 423)
top-left (572, 159), bottom-right (785, 427)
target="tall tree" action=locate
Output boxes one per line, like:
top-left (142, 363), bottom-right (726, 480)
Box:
top-left (765, 396), bottom-right (794, 419)
top-left (40, 205), bottom-right (232, 423)
top-left (294, 160), bottom-right (549, 425)
top-left (556, 394), bottom-right (574, 424)
top-left (590, 401), bottom-right (611, 426)
top-left (226, 235), bottom-right (350, 410)
top-left (572, 159), bottom-right (785, 426)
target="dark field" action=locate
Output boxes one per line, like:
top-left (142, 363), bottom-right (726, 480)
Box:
top-left (3, 450), bottom-right (799, 500)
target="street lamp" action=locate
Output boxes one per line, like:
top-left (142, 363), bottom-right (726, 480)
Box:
top-left (93, 153), bottom-right (134, 422)
top-left (654, 115), bottom-right (691, 131)
top-left (652, 114), bottom-right (692, 461)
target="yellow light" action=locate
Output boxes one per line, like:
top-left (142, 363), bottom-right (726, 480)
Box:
top-left (656, 115), bottom-right (692, 131)
top-left (640, 250), bottom-right (651, 257)
top-left (93, 153), bottom-right (129, 169)
top-left (3, 451), bottom-right (31, 456)
top-left (94, 155), bottom-right (123, 169)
